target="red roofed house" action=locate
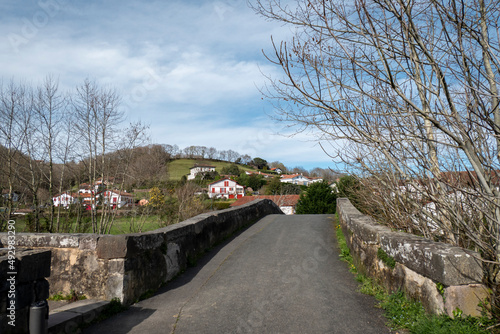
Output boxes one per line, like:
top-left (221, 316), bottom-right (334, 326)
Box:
top-left (102, 190), bottom-right (134, 209)
top-left (208, 178), bottom-right (245, 199)
top-left (280, 174), bottom-right (312, 186)
top-left (53, 192), bottom-right (78, 207)
top-left (230, 195), bottom-right (300, 215)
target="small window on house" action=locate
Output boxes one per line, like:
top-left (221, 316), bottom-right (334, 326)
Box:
top-left (224, 181), bottom-right (229, 187)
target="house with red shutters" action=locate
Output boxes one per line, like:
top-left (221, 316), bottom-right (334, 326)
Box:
top-left (53, 192), bottom-right (79, 207)
top-left (208, 178), bottom-right (245, 199)
top-left (102, 190), bottom-right (134, 209)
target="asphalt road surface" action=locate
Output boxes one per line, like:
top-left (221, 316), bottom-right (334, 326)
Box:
top-left (84, 214), bottom-right (392, 334)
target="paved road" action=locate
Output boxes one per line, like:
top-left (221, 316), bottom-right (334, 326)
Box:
top-left (84, 214), bottom-right (391, 334)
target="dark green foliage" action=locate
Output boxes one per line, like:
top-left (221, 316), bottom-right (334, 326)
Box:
top-left (220, 164), bottom-right (241, 176)
top-left (212, 202), bottom-right (231, 210)
top-left (336, 224), bottom-right (352, 263)
top-left (411, 314), bottom-right (494, 334)
top-left (265, 177), bottom-right (302, 195)
top-left (194, 171), bottom-right (219, 185)
top-left (381, 290), bottom-right (427, 329)
top-left (377, 248), bottom-right (396, 269)
top-left (295, 181), bottom-right (337, 214)
top-left (336, 175), bottom-right (362, 208)
top-left (281, 183), bottom-right (302, 194)
top-left (237, 173), bottom-right (266, 191)
top-left (250, 157), bottom-right (268, 170)
top-left (265, 177), bottom-right (282, 195)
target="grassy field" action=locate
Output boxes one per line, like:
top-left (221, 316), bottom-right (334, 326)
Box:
top-left (7, 213), bottom-right (168, 235)
top-left (108, 215), bottom-right (165, 234)
top-left (167, 159), bottom-right (257, 180)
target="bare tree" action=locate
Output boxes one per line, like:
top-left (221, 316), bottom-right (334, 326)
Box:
top-left (0, 80), bottom-right (26, 228)
top-left (226, 149), bottom-right (240, 163)
top-left (218, 150), bottom-right (229, 161)
top-left (16, 82), bottom-right (45, 231)
top-left (254, 0), bottom-right (500, 317)
top-left (73, 78), bottom-right (124, 233)
top-left (207, 147), bottom-right (218, 159)
top-left (33, 76), bottom-right (67, 231)
top-left (239, 154), bottom-right (252, 165)
top-left (163, 144), bottom-right (180, 158)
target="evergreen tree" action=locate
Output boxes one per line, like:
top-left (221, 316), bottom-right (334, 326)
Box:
top-left (295, 181), bottom-right (337, 214)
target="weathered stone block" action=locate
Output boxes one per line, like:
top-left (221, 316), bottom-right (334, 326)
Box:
top-left (380, 234), bottom-right (482, 286)
top-left (444, 284), bottom-right (489, 317)
top-left (96, 235), bottom-right (129, 259)
top-left (106, 273), bottom-right (124, 301)
top-left (108, 259), bottom-right (125, 275)
top-left (47, 248), bottom-right (108, 300)
top-left (79, 235), bottom-right (99, 250)
top-left (399, 265), bottom-right (445, 314)
top-left (165, 243), bottom-right (181, 281)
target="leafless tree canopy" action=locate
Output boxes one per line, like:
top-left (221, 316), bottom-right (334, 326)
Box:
top-left (253, 0), bottom-right (500, 316)
top-left (0, 77), bottom-right (149, 233)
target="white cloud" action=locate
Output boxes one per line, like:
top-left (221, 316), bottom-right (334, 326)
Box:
top-left (0, 0), bottom-right (335, 170)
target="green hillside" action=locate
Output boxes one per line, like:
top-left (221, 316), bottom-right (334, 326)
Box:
top-left (167, 159), bottom-right (257, 180)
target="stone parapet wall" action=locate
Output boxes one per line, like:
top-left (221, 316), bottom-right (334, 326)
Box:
top-left (337, 198), bottom-right (488, 317)
top-left (0, 199), bottom-right (282, 306)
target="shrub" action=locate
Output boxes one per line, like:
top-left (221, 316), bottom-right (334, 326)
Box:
top-left (295, 181), bottom-right (337, 214)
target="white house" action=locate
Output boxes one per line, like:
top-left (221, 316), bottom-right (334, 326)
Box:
top-left (280, 174), bottom-right (312, 186)
top-left (208, 178), bottom-right (245, 199)
top-left (53, 192), bottom-right (78, 207)
top-left (188, 165), bottom-right (216, 180)
top-left (102, 190), bottom-right (134, 208)
top-left (308, 177), bottom-right (324, 184)
top-left (270, 168), bottom-right (283, 174)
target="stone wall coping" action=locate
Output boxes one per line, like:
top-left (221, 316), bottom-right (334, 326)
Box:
top-left (337, 198), bottom-right (483, 286)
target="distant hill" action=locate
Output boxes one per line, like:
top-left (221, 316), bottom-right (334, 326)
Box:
top-left (167, 159), bottom-right (257, 180)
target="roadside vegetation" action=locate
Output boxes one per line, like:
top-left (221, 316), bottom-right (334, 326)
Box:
top-left (335, 217), bottom-right (497, 333)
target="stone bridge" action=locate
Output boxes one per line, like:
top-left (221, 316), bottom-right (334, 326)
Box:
top-left (0, 198), bottom-right (489, 333)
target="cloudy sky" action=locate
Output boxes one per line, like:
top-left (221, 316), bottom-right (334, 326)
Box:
top-left (0, 0), bottom-right (339, 171)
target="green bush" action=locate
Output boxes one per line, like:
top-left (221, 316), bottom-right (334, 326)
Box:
top-left (295, 181), bottom-right (337, 214)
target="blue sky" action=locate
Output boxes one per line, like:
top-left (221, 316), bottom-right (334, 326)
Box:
top-left (0, 0), bottom-right (340, 171)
